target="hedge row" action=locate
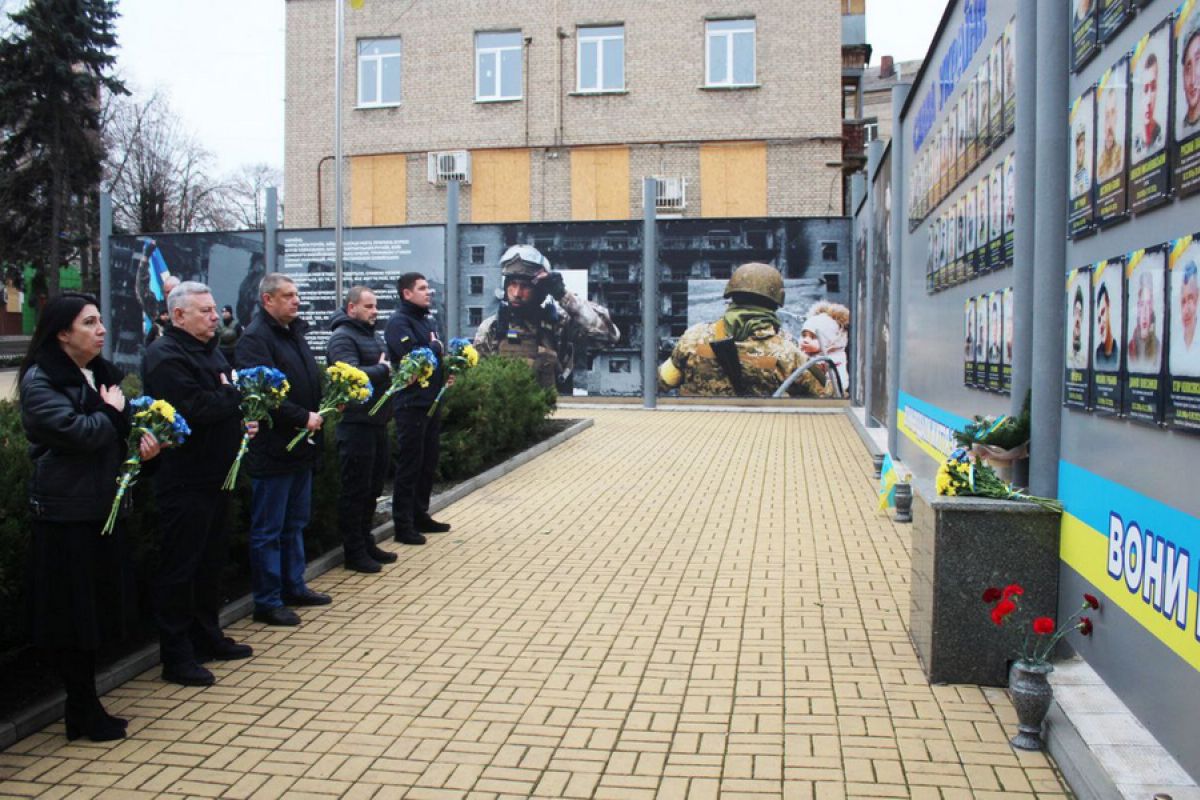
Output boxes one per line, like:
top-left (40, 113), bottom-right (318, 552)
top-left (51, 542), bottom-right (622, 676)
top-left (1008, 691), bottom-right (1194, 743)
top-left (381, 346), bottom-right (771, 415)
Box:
top-left (0, 356), bottom-right (554, 654)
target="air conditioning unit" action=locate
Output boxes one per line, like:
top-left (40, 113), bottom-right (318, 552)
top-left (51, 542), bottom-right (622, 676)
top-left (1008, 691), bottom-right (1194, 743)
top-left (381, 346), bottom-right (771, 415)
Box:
top-left (427, 150), bottom-right (471, 185)
top-left (654, 176), bottom-right (686, 211)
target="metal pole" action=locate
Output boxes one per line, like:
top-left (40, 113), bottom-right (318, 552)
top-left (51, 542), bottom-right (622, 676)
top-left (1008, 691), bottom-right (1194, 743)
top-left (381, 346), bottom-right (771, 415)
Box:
top-left (265, 187), bottom-right (279, 274)
top-left (863, 139), bottom-right (883, 427)
top-left (887, 83), bottom-right (910, 457)
top-left (1011, 0), bottom-right (1037, 414)
top-left (333, 0), bottom-right (345, 306)
top-left (99, 191), bottom-right (112, 361)
top-left (444, 179), bottom-right (460, 336)
top-left (1029, 0), bottom-right (1069, 496)
top-left (848, 171), bottom-right (866, 406)
top-left (641, 177), bottom-right (658, 409)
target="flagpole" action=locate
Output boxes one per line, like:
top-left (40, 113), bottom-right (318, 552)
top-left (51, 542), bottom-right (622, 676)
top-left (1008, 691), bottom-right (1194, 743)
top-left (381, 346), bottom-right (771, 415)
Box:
top-left (333, 0), bottom-right (345, 306)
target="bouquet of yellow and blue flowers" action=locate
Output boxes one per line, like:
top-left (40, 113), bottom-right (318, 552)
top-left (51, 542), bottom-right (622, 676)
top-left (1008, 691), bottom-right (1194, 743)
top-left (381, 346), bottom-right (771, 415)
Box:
top-left (286, 361), bottom-right (372, 451)
top-left (368, 346), bottom-right (438, 416)
top-left (426, 337), bottom-right (479, 417)
top-left (102, 396), bottom-right (191, 535)
top-left (222, 366), bottom-right (290, 490)
top-left (936, 448), bottom-right (1062, 511)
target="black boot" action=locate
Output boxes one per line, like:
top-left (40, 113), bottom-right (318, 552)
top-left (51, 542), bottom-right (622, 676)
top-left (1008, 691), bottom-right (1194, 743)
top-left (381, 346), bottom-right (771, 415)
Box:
top-left (57, 649), bottom-right (126, 742)
top-left (366, 542), bottom-right (398, 563)
top-left (345, 553), bottom-right (382, 573)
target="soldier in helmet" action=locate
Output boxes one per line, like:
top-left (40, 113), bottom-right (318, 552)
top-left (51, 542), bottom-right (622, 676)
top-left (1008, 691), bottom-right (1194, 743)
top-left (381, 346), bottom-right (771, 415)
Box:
top-left (474, 244), bottom-right (620, 390)
top-left (658, 262), bottom-right (827, 397)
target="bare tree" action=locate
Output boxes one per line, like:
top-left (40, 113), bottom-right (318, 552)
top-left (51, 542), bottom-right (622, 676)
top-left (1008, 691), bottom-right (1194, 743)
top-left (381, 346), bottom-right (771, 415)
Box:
top-left (103, 91), bottom-right (232, 233)
top-left (220, 162), bottom-right (283, 230)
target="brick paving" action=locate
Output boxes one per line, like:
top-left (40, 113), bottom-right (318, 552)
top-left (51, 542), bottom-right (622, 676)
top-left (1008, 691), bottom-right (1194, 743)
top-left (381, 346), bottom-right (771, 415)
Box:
top-left (0, 409), bottom-right (1071, 798)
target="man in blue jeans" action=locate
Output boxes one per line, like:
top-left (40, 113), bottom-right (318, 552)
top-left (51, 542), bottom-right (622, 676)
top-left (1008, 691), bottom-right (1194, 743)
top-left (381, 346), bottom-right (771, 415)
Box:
top-left (235, 273), bottom-right (331, 626)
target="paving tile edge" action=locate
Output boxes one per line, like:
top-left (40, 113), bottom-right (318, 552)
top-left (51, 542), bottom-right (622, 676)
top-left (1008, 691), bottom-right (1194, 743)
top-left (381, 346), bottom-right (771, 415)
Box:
top-left (0, 416), bottom-right (595, 751)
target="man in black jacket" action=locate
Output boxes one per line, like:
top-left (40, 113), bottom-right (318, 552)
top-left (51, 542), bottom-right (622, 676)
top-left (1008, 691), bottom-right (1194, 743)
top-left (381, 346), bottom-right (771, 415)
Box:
top-left (235, 273), bottom-right (332, 626)
top-left (385, 273), bottom-right (451, 545)
top-left (327, 286), bottom-right (398, 572)
top-left (143, 281), bottom-right (257, 686)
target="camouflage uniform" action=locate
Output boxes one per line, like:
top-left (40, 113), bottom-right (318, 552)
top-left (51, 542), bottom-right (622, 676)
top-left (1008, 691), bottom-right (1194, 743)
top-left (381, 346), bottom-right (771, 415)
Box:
top-left (657, 262), bottom-right (828, 398)
top-left (474, 245), bottom-right (620, 390)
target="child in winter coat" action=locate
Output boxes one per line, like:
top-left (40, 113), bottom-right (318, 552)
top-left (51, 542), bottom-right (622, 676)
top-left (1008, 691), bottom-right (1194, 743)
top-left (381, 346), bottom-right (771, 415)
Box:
top-left (800, 302), bottom-right (850, 397)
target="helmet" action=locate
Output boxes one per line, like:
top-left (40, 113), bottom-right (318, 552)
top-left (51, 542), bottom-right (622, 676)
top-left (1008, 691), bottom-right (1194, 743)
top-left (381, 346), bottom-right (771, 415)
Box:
top-left (500, 244), bottom-right (551, 279)
top-left (724, 262), bottom-right (785, 307)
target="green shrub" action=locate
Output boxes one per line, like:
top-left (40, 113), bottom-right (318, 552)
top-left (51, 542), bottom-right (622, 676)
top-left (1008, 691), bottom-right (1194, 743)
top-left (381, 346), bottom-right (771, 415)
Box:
top-left (436, 356), bottom-right (555, 481)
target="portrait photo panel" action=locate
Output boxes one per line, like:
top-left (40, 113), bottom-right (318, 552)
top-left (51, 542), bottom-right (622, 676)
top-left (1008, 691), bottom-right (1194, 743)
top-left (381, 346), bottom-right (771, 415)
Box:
top-left (1100, 0), bottom-right (1132, 43)
top-left (965, 297), bottom-right (977, 386)
top-left (1173, 0), bottom-right (1200, 197)
top-left (1004, 19), bottom-right (1017, 135)
top-left (1004, 152), bottom-right (1016, 266)
top-left (986, 290), bottom-right (1004, 391)
top-left (1091, 257), bottom-right (1125, 415)
top-left (1096, 56), bottom-right (1130, 225)
top-left (1003, 287), bottom-right (1015, 393)
top-left (975, 293), bottom-right (989, 385)
top-left (1123, 245), bottom-right (1167, 423)
top-left (1074, 0), bottom-right (1100, 72)
top-left (1167, 233), bottom-right (1200, 430)
top-left (1069, 87), bottom-right (1096, 239)
top-left (1130, 17), bottom-right (1173, 213)
top-left (1064, 266), bottom-right (1093, 409)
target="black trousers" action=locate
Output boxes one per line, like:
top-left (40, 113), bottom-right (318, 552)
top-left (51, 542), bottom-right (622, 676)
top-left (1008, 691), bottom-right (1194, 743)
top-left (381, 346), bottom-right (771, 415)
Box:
top-left (392, 406), bottom-right (441, 533)
top-left (152, 488), bottom-right (230, 667)
top-left (336, 423), bottom-right (389, 557)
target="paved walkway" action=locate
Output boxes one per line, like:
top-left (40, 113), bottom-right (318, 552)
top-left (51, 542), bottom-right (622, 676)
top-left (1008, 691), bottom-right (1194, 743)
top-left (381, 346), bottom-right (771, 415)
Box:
top-left (0, 409), bottom-right (1070, 799)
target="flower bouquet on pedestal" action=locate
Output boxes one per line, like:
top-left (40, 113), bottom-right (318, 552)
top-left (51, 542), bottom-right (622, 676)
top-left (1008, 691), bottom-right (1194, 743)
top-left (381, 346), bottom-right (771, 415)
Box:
top-left (936, 449), bottom-right (1062, 512)
top-left (368, 347), bottom-right (438, 416)
top-left (983, 585), bottom-right (1100, 750)
top-left (426, 338), bottom-right (478, 417)
top-left (222, 366), bottom-right (290, 490)
top-left (102, 397), bottom-right (191, 535)
top-left (954, 393), bottom-right (1030, 481)
top-left (286, 361), bottom-right (372, 451)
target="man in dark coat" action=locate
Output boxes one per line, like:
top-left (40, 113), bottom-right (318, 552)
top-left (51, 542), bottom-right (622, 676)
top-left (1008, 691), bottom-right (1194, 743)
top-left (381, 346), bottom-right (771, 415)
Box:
top-left (143, 281), bottom-right (257, 686)
top-left (235, 273), bottom-right (332, 626)
top-left (384, 272), bottom-right (451, 545)
top-left (326, 286), bottom-right (397, 572)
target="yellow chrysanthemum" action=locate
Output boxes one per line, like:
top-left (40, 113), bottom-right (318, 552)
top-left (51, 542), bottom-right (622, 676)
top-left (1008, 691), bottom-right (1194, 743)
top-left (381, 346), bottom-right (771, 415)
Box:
top-left (463, 345), bottom-right (479, 367)
top-left (147, 399), bottom-right (176, 423)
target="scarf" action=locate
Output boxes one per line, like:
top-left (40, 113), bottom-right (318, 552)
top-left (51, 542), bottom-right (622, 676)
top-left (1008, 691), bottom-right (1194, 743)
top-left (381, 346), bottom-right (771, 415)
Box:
top-left (723, 305), bottom-right (781, 342)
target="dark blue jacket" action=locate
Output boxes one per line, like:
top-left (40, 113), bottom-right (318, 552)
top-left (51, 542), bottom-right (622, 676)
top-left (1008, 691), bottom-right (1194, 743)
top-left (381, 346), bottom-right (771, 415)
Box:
top-left (234, 309), bottom-right (324, 476)
top-left (384, 300), bottom-right (445, 410)
top-left (327, 309), bottom-right (391, 425)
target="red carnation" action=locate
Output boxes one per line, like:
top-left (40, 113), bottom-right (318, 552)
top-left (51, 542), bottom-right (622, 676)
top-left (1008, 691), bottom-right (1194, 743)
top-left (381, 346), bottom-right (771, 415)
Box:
top-left (991, 598), bottom-right (1017, 625)
top-left (982, 587), bottom-right (1003, 604)
top-left (1032, 617), bottom-right (1056, 635)
top-left (1002, 584), bottom-right (1024, 600)
top-left (1079, 617), bottom-right (1093, 636)
top-left (1083, 593), bottom-right (1100, 610)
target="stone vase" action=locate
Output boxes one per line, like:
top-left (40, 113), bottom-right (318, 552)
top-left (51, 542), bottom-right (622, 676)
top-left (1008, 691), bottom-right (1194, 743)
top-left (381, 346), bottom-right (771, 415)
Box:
top-left (1008, 660), bottom-right (1054, 750)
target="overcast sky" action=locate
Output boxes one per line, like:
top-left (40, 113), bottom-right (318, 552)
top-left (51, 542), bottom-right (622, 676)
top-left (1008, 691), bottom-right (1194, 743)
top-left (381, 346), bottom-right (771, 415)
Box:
top-left (106, 0), bottom-right (941, 178)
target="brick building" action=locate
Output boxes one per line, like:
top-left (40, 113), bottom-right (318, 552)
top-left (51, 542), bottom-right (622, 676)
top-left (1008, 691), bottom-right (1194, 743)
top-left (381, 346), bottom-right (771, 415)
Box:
top-left (284, 0), bottom-right (845, 228)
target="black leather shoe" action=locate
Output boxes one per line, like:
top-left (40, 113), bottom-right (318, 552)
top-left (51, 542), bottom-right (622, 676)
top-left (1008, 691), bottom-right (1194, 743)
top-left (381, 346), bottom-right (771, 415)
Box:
top-left (197, 638), bottom-right (254, 662)
top-left (415, 516), bottom-right (451, 533)
top-left (283, 588), bottom-right (332, 607)
top-left (366, 544), bottom-right (398, 563)
top-left (253, 606), bottom-right (301, 626)
top-left (162, 662), bottom-right (216, 687)
top-left (65, 708), bottom-right (126, 742)
top-left (393, 530), bottom-right (426, 545)
top-left (345, 555), bottom-right (382, 573)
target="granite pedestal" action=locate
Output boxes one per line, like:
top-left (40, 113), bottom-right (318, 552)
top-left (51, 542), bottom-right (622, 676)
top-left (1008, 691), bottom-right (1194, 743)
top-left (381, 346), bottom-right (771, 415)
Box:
top-left (910, 480), bottom-right (1061, 686)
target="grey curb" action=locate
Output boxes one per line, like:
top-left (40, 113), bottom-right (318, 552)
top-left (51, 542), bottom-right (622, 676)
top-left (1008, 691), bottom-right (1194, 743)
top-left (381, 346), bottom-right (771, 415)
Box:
top-left (0, 417), bottom-right (594, 751)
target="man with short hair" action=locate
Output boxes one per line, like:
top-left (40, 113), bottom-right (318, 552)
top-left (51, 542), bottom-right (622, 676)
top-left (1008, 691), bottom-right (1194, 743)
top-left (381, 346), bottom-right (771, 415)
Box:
top-left (143, 281), bottom-right (257, 686)
top-left (1182, 27), bottom-right (1200, 130)
top-left (1134, 53), bottom-right (1164, 160)
top-left (385, 273), bottom-right (449, 545)
top-left (327, 286), bottom-right (397, 572)
top-left (1094, 283), bottom-right (1119, 370)
top-left (235, 274), bottom-right (331, 626)
top-left (1172, 262), bottom-right (1199, 375)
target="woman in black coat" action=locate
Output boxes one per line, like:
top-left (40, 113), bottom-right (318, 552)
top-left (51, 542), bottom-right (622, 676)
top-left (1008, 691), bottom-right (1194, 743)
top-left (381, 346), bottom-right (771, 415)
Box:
top-left (19, 293), bottom-right (161, 742)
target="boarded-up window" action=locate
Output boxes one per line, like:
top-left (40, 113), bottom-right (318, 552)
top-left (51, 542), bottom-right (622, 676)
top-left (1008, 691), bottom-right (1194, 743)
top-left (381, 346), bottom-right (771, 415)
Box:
top-left (699, 142), bottom-right (767, 217)
top-left (470, 149), bottom-right (530, 222)
top-left (571, 146), bottom-right (630, 220)
top-left (350, 154), bottom-right (407, 226)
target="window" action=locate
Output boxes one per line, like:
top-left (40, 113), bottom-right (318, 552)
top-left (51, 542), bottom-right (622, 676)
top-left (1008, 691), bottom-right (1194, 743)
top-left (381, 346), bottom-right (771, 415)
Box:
top-left (608, 358), bottom-right (631, 373)
top-left (863, 122), bottom-right (878, 142)
top-left (470, 245), bottom-right (486, 264)
top-left (358, 38), bottom-right (401, 106)
top-left (468, 307), bottom-right (483, 327)
top-left (821, 241), bottom-right (839, 261)
top-left (577, 25), bottom-right (624, 92)
top-left (706, 19), bottom-right (756, 87)
top-left (469, 275), bottom-right (484, 295)
top-left (476, 31), bottom-right (523, 101)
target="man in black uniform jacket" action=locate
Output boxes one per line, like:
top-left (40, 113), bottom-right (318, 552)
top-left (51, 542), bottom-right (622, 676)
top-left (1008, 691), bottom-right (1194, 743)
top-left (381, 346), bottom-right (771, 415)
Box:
top-left (384, 273), bottom-right (452, 545)
top-left (143, 281), bottom-right (257, 686)
top-left (326, 286), bottom-right (398, 572)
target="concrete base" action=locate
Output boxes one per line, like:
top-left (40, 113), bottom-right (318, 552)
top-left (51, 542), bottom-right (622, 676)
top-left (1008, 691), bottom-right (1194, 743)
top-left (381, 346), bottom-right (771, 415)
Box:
top-left (0, 417), bottom-right (595, 751)
top-left (1047, 656), bottom-right (1200, 800)
top-left (909, 479), bottom-right (1061, 686)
